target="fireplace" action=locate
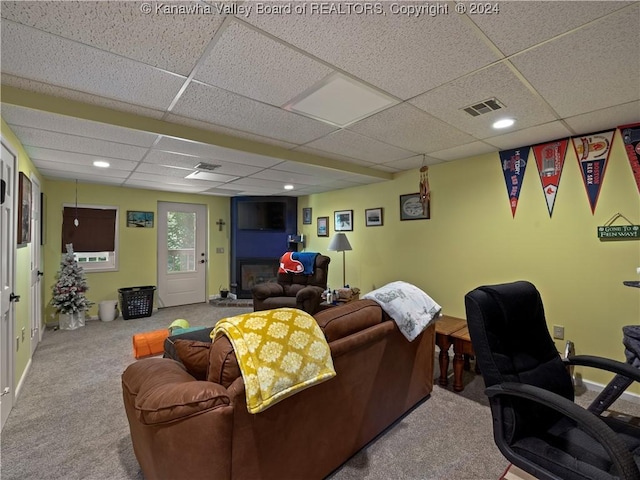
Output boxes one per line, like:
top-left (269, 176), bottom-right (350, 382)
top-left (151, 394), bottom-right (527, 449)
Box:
top-left (235, 258), bottom-right (279, 299)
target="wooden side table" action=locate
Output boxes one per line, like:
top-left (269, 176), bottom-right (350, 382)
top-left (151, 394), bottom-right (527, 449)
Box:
top-left (451, 326), bottom-right (476, 392)
top-left (434, 316), bottom-right (467, 387)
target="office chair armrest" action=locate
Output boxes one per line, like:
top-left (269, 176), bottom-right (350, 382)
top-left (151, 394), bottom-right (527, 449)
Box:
top-left (486, 382), bottom-right (640, 480)
top-left (564, 355), bottom-right (640, 383)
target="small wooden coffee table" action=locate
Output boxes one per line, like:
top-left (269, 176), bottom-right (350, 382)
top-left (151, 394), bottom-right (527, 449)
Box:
top-left (435, 316), bottom-right (467, 387)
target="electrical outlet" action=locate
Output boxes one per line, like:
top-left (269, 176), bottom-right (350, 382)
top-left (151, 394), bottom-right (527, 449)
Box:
top-left (553, 325), bottom-right (565, 340)
top-left (216, 247), bottom-right (224, 253)
top-left (21, 327), bottom-right (25, 342)
top-left (637, 266), bottom-right (640, 275)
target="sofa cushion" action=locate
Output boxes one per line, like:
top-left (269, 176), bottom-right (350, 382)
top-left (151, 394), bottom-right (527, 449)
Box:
top-left (174, 339), bottom-right (211, 380)
top-left (314, 299), bottom-right (384, 343)
top-left (208, 335), bottom-right (241, 388)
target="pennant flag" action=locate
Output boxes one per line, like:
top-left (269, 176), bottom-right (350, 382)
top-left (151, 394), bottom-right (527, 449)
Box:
top-left (499, 147), bottom-right (530, 217)
top-left (571, 130), bottom-right (615, 214)
top-left (532, 139), bottom-right (569, 217)
top-left (618, 122), bottom-right (640, 195)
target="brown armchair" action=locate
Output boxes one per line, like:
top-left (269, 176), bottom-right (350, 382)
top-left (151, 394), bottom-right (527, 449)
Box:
top-left (252, 254), bottom-right (330, 314)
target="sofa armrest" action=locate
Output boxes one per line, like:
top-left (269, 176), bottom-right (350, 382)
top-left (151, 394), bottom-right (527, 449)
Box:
top-left (329, 321), bottom-right (395, 358)
top-left (296, 285), bottom-right (325, 314)
top-left (122, 357), bottom-right (230, 425)
top-left (252, 282), bottom-right (284, 300)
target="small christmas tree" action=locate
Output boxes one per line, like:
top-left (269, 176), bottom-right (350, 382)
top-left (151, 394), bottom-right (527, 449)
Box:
top-left (51, 243), bottom-right (93, 314)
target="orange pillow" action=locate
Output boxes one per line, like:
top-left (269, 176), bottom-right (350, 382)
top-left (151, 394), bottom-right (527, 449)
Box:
top-left (173, 340), bottom-right (211, 380)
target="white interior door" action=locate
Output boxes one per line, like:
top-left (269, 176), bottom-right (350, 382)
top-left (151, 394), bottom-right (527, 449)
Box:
top-left (157, 202), bottom-right (207, 307)
top-left (1, 140), bottom-right (17, 430)
top-left (30, 176), bottom-right (42, 356)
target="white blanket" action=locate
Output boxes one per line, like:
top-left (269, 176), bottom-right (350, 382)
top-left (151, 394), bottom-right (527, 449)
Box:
top-left (362, 281), bottom-right (441, 341)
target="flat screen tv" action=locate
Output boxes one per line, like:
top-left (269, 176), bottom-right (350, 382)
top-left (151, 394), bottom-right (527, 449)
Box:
top-left (237, 201), bottom-right (286, 231)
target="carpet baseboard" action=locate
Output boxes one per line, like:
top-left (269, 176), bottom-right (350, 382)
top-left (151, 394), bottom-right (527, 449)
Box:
top-left (15, 357), bottom-right (32, 400)
top-left (582, 378), bottom-right (640, 405)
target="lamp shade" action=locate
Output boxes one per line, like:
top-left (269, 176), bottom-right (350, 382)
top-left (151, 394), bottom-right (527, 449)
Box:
top-left (327, 233), bottom-right (352, 252)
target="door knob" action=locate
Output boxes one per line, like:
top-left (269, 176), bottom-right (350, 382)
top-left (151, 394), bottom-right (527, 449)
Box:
top-left (37, 270), bottom-right (44, 277)
top-left (9, 293), bottom-right (20, 302)
top-left (199, 259), bottom-right (206, 264)
top-left (0, 387), bottom-right (10, 397)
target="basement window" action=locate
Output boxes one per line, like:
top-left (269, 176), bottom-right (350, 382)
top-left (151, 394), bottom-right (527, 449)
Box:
top-left (61, 205), bottom-right (119, 272)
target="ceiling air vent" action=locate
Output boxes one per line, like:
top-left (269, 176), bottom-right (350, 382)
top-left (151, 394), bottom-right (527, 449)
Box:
top-left (194, 162), bottom-right (221, 171)
top-left (462, 98), bottom-right (504, 117)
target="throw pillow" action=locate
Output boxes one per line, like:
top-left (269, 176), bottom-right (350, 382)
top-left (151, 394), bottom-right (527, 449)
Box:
top-left (174, 339), bottom-right (211, 380)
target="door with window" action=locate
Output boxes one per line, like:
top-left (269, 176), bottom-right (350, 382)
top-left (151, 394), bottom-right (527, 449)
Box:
top-left (157, 202), bottom-right (207, 307)
top-left (1, 140), bottom-right (17, 430)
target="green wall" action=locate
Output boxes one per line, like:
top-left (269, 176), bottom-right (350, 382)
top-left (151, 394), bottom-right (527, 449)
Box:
top-left (299, 133), bottom-right (640, 389)
top-left (43, 180), bottom-right (231, 322)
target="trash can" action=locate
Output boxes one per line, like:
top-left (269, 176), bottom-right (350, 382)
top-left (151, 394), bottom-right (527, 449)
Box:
top-left (99, 300), bottom-right (118, 322)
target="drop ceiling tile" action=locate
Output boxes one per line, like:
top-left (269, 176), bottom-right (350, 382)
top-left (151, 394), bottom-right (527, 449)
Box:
top-left (410, 63), bottom-right (557, 138)
top-left (198, 188), bottom-right (237, 197)
top-left (32, 159), bottom-right (131, 178)
top-left (303, 129), bottom-right (417, 164)
top-left (38, 168), bottom-right (124, 185)
top-left (469, 1), bottom-right (631, 55)
top-left (155, 136), bottom-right (284, 168)
top-left (249, 169), bottom-right (327, 186)
top-left (196, 20), bottom-right (332, 106)
top-left (564, 101), bottom-right (640, 135)
top-left (224, 177), bottom-right (293, 194)
top-left (164, 113), bottom-right (298, 150)
top-left (171, 82), bottom-right (337, 144)
top-left (485, 121), bottom-right (573, 150)
top-left (430, 141), bottom-right (498, 162)
top-left (24, 146), bottom-right (139, 170)
top-left (128, 172), bottom-right (217, 189)
top-left (135, 163), bottom-right (200, 178)
top-left (348, 104), bottom-right (476, 153)
top-left (1, 20), bottom-right (185, 110)
top-left (245, 8), bottom-right (500, 99)
top-left (1, 1), bottom-right (224, 76)
top-left (11, 126), bottom-right (148, 161)
top-left (123, 179), bottom-right (211, 193)
top-left (270, 161), bottom-right (361, 179)
top-left (381, 155), bottom-right (439, 172)
top-left (1, 74), bottom-right (166, 119)
top-left (143, 149), bottom-right (264, 177)
top-left (510, 4), bottom-right (640, 118)
top-left (292, 145), bottom-right (375, 167)
top-left (2, 104), bottom-right (159, 147)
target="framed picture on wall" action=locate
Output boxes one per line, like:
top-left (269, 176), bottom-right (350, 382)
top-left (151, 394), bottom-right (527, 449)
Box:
top-left (365, 208), bottom-right (383, 227)
top-left (127, 211), bottom-right (154, 228)
top-left (17, 172), bottom-right (31, 245)
top-left (400, 193), bottom-right (429, 220)
top-left (302, 207), bottom-right (312, 225)
top-left (317, 216), bottom-right (329, 237)
top-left (334, 210), bottom-right (353, 231)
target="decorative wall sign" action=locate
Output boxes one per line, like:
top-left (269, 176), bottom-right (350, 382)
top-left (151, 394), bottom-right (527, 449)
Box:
top-left (499, 147), bottom-right (530, 217)
top-left (597, 213), bottom-right (640, 241)
top-left (17, 172), bottom-right (31, 244)
top-left (571, 129), bottom-right (615, 214)
top-left (618, 122), bottom-right (640, 195)
top-left (532, 139), bottom-right (568, 217)
top-left (126, 211), bottom-right (154, 228)
top-left (400, 193), bottom-right (429, 220)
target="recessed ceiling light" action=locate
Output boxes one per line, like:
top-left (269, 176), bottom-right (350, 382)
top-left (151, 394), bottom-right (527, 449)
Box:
top-left (284, 184), bottom-right (294, 190)
top-left (93, 160), bottom-right (110, 168)
top-left (492, 118), bottom-right (515, 129)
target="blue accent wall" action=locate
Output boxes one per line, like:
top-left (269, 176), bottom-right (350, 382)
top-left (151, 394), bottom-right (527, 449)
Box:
top-left (230, 196), bottom-right (297, 295)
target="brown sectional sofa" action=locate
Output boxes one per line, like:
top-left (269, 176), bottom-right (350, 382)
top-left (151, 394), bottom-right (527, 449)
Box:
top-left (122, 299), bottom-right (436, 480)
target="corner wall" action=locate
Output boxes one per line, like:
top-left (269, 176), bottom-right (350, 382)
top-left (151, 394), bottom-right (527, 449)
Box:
top-left (300, 132), bottom-right (639, 388)
top-left (43, 180), bottom-right (231, 322)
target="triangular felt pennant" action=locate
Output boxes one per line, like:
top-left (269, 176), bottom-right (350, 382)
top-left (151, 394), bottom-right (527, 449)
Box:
top-left (571, 130), bottom-right (615, 214)
top-left (532, 139), bottom-right (569, 217)
top-left (618, 122), bottom-right (640, 195)
top-left (499, 147), bottom-right (530, 217)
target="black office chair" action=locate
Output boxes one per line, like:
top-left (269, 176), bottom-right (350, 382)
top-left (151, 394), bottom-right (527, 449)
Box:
top-left (465, 280), bottom-right (640, 480)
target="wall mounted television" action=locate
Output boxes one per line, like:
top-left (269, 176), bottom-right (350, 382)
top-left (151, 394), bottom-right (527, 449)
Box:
top-left (237, 201), bottom-right (286, 231)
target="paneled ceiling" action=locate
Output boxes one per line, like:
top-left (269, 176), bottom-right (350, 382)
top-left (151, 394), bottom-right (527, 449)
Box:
top-left (1, 1), bottom-right (639, 196)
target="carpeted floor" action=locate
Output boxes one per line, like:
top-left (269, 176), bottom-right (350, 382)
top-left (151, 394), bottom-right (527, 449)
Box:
top-left (1, 303), bottom-right (639, 480)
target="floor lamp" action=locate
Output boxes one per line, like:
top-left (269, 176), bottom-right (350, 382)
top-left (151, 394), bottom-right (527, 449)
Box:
top-left (328, 233), bottom-right (352, 287)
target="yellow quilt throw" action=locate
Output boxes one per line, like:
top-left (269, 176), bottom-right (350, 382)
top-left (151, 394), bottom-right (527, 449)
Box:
top-left (212, 308), bottom-right (336, 414)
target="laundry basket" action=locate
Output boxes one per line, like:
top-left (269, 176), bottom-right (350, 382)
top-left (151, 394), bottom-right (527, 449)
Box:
top-left (118, 286), bottom-right (156, 320)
